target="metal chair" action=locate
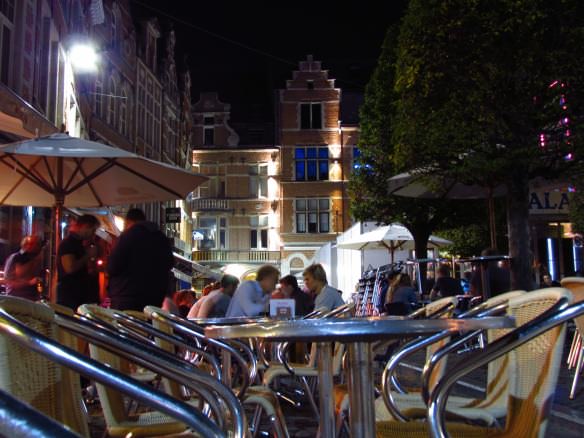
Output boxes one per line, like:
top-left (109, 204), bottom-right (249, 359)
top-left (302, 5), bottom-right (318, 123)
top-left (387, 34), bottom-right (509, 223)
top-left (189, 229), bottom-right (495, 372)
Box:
top-left (262, 303), bottom-right (353, 421)
top-left (0, 387), bottom-right (83, 438)
top-left (0, 296), bottom-right (230, 437)
top-left (142, 305), bottom-right (290, 438)
top-left (560, 276), bottom-right (584, 399)
top-left (376, 287), bottom-right (573, 437)
top-left (376, 290), bottom-right (525, 425)
top-left (68, 304), bottom-right (246, 437)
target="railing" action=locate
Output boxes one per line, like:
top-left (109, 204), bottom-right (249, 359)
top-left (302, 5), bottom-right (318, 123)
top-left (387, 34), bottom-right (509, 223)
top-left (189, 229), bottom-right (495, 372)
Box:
top-left (192, 250), bottom-right (281, 264)
top-left (190, 198), bottom-right (232, 212)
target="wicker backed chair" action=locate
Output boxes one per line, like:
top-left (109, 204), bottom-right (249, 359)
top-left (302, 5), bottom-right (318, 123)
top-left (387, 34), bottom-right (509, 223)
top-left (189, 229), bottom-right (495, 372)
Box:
top-left (0, 297), bottom-right (228, 438)
top-left (560, 276), bottom-right (584, 398)
top-left (0, 297), bottom-right (90, 437)
top-left (74, 304), bottom-right (244, 437)
top-left (375, 290), bottom-right (525, 426)
top-left (376, 287), bottom-right (572, 438)
top-left (334, 295), bottom-right (459, 434)
top-left (143, 305), bottom-right (290, 438)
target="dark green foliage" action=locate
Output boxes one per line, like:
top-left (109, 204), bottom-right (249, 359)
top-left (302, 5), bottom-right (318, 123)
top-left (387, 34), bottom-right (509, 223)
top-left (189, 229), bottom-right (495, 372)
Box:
top-left (391, 0), bottom-right (584, 289)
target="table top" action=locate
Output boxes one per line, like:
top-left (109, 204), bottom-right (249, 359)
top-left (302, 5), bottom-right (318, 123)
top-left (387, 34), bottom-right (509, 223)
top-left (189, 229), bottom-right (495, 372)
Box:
top-left (457, 255), bottom-right (511, 263)
top-left (204, 316), bottom-right (515, 342)
top-left (189, 316), bottom-right (272, 326)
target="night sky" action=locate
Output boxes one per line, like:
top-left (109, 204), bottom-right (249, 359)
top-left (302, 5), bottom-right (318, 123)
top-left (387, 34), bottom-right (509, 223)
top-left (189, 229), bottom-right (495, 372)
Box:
top-left (130, 1), bottom-right (408, 121)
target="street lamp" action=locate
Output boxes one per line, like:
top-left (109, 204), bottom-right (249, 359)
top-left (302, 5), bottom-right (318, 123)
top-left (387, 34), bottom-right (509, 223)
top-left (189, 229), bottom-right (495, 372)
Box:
top-left (69, 43), bottom-right (100, 73)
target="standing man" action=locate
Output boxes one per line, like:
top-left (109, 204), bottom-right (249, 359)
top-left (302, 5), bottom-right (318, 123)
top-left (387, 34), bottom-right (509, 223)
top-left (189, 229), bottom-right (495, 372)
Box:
top-left (57, 214), bottom-right (100, 310)
top-left (226, 265), bottom-right (280, 317)
top-left (4, 235), bottom-right (43, 301)
top-left (303, 263), bottom-right (344, 311)
top-left (107, 208), bottom-right (174, 311)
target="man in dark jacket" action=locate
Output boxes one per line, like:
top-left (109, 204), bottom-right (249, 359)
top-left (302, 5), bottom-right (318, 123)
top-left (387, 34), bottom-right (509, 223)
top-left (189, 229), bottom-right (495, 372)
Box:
top-left (107, 208), bottom-right (174, 311)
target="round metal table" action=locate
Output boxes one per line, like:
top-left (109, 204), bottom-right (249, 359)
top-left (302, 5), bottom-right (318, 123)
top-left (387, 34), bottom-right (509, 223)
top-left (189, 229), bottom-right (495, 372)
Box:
top-left (205, 316), bottom-right (515, 438)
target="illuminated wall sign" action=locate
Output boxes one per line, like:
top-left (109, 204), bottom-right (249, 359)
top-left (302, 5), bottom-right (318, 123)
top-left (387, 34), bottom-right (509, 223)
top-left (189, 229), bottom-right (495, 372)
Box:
top-left (529, 191), bottom-right (570, 215)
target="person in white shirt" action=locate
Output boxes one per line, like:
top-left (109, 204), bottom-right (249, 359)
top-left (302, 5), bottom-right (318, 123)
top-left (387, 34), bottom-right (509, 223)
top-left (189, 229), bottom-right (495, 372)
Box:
top-left (225, 265), bottom-right (280, 317)
top-left (303, 263), bottom-right (344, 311)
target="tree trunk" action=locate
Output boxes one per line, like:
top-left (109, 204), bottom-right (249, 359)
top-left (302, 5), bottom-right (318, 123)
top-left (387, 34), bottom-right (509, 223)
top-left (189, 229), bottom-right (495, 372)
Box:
top-left (506, 171), bottom-right (533, 291)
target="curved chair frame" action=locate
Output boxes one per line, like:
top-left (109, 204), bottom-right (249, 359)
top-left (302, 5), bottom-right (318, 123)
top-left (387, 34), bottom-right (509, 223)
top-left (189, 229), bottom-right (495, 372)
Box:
top-left (428, 293), bottom-right (576, 437)
top-left (0, 301), bottom-right (227, 438)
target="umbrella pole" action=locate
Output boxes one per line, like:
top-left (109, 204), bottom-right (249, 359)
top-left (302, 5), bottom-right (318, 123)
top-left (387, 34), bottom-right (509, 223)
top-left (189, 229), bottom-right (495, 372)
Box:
top-left (488, 190), bottom-right (497, 249)
top-left (50, 197), bottom-right (63, 303)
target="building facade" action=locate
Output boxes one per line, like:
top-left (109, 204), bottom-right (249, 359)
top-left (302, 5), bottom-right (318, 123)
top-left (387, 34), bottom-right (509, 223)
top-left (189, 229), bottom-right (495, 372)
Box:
top-left (190, 57), bottom-right (360, 280)
top-left (190, 92), bottom-right (280, 282)
top-left (276, 55), bottom-right (358, 277)
top-left (0, 0), bottom-right (196, 270)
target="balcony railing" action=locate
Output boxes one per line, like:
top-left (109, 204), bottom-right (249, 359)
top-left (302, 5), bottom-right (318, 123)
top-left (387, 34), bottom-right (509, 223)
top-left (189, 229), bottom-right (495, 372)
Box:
top-left (190, 198), bottom-right (232, 212)
top-left (192, 250), bottom-right (281, 264)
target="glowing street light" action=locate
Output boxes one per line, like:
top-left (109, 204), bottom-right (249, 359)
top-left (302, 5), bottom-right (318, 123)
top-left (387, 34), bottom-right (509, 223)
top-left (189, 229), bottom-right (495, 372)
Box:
top-left (69, 43), bottom-right (99, 73)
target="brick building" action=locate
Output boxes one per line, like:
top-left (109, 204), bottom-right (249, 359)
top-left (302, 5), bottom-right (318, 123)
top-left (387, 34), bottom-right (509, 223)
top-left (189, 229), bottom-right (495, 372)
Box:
top-left (0, 0), bottom-right (195, 265)
top-left (276, 55), bottom-right (359, 277)
top-left (190, 56), bottom-right (360, 279)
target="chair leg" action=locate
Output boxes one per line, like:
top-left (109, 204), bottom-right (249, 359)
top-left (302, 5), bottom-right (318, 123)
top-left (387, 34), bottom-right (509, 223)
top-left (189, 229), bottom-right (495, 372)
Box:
top-left (569, 346), bottom-right (584, 400)
top-left (250, 405), bottom-right (262, 438)
top-left (301, 376), bottom-right (319, 420)
top-left (569, 333), bottom-right (582, 369)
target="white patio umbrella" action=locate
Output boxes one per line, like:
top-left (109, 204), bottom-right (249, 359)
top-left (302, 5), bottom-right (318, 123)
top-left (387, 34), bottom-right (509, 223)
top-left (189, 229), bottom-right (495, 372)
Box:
top-left (337, 223), bottom-right (452, 261)
top-left (0, 133), bottom-right (207, 292)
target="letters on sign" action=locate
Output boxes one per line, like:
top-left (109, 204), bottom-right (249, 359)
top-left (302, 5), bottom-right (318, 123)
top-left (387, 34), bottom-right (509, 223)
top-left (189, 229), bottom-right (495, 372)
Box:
top-left (528, 191), bottom-right (570, 214)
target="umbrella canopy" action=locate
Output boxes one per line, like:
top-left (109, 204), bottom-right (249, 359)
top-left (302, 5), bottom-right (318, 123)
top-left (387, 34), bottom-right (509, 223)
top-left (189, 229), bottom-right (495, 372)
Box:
top-left (388, 171), bottom-right (567, 248)
top-left (0, 133), bottom-right (207, 297)
top-left (388, 171), bottom-right (506, 200)
top-left (337, 224), bottom-right (452, 252)
top-left (0, 133), bottom-right (207, 207)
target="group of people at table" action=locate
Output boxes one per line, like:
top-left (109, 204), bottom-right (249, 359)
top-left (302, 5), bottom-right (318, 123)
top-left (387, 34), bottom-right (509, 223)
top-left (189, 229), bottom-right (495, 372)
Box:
top-left (3, 206), bottom-right (525, 321)
top-left (183, 263), bottom-right (344, 319)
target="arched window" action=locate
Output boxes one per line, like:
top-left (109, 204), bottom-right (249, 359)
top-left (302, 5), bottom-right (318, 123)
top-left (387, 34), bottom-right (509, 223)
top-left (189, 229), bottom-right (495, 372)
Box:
top-left (107, 77), bottom-right (116, 127)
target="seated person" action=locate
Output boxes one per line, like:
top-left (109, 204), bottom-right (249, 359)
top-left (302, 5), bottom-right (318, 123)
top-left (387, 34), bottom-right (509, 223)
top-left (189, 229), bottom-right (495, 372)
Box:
top-left (188, 275), bottom-right (240, 318)
top-left (173, 289), bottom-right (196, 318)
top-left (430, 265), bottom-right (463, 300)
top-left (225, 265), bottom-right (280, 317)
top-left (277, 275), bottom-right (315, 317)
top-left (303, 263), bottom-right (344, 311)
top-left (385, 273), bottom-right (418, 315)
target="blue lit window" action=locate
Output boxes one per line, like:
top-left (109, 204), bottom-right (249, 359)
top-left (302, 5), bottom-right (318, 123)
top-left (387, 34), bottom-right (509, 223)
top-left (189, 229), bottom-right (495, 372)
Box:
top-left (295, 146), bottom-right (329, 181)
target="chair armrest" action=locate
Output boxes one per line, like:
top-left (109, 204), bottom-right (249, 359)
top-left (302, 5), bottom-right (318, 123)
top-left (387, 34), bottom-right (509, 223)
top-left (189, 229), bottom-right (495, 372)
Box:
top-left (0, 387), bottom-right (82, 438)
top-left (381, 330), bottom-right (452, 422)
top-left (0, 308), bottom-right (232, 438)
top-left (427, 297), bottom-right (573, 438)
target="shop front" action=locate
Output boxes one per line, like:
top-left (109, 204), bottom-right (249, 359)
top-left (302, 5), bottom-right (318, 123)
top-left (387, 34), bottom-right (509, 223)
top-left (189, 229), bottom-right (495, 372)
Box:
top-left (529, 188), bottom-right (582, 283)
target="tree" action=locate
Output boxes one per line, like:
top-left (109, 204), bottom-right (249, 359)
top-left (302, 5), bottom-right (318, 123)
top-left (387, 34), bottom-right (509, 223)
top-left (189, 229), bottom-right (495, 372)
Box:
top-left (392, 0), bottom-right (584, 290)
top-left (348, 26), bottom-right (472, 281)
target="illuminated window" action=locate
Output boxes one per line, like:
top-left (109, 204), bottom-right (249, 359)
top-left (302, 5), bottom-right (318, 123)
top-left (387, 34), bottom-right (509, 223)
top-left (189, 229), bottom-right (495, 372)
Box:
top-left (197, 216), bottom-right (226, 249)
top-left (250, 215), bottom-right (268, 249)
top-left (300, 102), bottom-right (322, 129)
top-left (295, 147), bottom-right (329, 181)
top-left (295, 198), bottom-right (330, 233)
top-left (249, 164), bottom-right (268, 198)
